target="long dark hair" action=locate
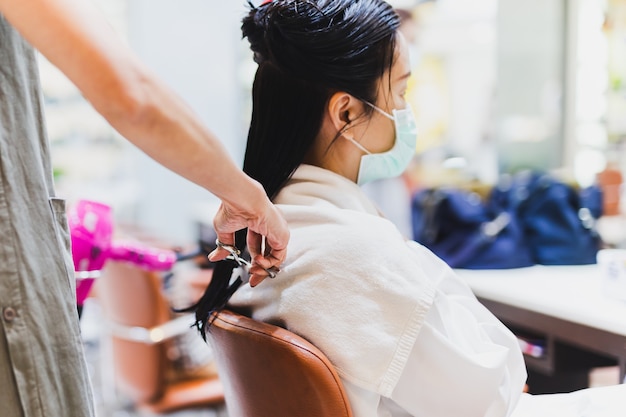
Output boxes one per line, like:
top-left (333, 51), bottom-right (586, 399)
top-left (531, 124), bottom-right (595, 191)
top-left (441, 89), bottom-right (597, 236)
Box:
top-left (187, 0), bottom-right (400, 339)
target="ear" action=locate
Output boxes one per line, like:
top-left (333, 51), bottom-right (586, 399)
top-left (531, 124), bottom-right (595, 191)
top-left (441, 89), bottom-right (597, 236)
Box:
top-left (327, 92), bottom-right (363, 135)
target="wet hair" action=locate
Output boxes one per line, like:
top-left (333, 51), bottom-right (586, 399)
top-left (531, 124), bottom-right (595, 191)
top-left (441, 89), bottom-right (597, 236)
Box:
top-left (186, 0), bottom-right (400, 339)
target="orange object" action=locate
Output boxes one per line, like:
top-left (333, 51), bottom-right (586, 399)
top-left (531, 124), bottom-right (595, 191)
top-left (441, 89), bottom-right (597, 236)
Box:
top-left (97, 261), bottom-right (224, 413)
top-left (596, 167), bottom-right (623, 216)
top-left (210, 309), bottom-right (354, 417)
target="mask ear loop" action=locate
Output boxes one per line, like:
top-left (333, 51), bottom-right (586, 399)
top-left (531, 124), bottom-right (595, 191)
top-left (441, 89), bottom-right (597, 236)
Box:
top-left (342, 134), bottom-right (372, 155)
top-left (340, 100), bottom-right (391, 155)
top-left (363, 101), bottom-right (395, 120)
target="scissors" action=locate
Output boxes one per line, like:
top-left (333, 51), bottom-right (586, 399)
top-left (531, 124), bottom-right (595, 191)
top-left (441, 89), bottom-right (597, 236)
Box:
top-left (215, 239), bottom-right (278, 280)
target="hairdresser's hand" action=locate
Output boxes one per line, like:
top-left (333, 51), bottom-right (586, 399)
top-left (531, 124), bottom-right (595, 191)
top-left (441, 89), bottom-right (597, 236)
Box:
top-left (210, 190), bottom-right (289, 287)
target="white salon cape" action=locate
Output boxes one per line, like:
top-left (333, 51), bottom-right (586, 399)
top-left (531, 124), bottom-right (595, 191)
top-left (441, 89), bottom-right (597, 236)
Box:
top-left (230, 164), bottom-right (528, 416)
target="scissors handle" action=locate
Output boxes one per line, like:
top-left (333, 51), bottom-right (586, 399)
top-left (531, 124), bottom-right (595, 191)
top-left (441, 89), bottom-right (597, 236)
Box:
top-left (215, 240), bottom-right (277, 279)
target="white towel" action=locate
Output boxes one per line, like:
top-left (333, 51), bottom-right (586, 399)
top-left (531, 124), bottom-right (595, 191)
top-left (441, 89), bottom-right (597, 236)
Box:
top-left (231, 165), bottom-right (444, 396)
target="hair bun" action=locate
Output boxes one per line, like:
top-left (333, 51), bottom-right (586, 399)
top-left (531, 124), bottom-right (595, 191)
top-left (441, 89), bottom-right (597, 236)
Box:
top-left (242, 2), bottom-right (275, 65)
top-left (243, 0), bottom-right (336, 75)
top-left (243, 0), bottom-right (399, 81)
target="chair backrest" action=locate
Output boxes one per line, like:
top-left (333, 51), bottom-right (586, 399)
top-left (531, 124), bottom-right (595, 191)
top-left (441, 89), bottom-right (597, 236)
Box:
top-left (97, 261), bottom-right (172, 403)
top-left (209, 309), bottom-right (353, 417)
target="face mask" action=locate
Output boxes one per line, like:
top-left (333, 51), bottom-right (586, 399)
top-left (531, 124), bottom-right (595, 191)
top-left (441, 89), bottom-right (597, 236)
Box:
top-left (344, 102), bottom-right (418, 185)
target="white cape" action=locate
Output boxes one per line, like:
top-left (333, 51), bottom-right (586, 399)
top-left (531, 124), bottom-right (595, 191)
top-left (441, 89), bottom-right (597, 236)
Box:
top-left (231, 164), bottom-right (444, 396)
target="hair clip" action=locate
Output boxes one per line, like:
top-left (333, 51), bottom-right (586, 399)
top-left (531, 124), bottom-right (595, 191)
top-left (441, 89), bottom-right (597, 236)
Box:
top-left (248, 0), bottom-right (273, 9)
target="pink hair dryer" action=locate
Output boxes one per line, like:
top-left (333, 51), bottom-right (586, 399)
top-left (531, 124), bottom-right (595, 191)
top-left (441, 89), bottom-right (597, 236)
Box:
top-left (68, 200), bottom-right (178, 306)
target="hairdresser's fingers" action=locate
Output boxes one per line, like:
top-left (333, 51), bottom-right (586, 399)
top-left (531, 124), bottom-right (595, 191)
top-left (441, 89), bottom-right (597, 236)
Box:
top-left (251, 250), bottom-right (282, 273)
top-left (246, 229), bottom-right (286, 268)
top-left (246, 204), bottom-right (289, 267)
top-left (246, 231), bottom-right (263, 261)
top-left (207, 244), bottom-right (232, 262)
top-left (248, 221), bottom-right (289, 267)
top-left (246, 231), bottom-right (281, 286)
top-left (248, 269), bottom-right (265, 288)
top-left (248, 263), bottom-right (279, 287)
top-left (261, 216), bottom-right (289, 265)
top-left (210, 203), bottom-right (238, 262)
top-left (245, 232), bottom-right (267, 287)
top-left (249, 274), bottom-right (264, 288)
top-left (212, 192), bottom-right (288, 267)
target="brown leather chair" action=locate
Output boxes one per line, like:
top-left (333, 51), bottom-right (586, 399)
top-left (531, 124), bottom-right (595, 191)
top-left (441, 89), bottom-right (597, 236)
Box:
top-left (209, 309), bottom-right (354, 417)
top-left (96, 260), bottom-right (224, 414)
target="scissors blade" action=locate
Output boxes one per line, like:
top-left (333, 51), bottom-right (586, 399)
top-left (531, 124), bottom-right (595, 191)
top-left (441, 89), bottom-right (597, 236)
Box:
top-left (217, 240), bottom-right (277, 279)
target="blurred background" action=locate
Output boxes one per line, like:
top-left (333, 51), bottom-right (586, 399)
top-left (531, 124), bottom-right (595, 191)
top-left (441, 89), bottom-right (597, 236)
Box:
top-left (41, 0), bottom-right (626, 246)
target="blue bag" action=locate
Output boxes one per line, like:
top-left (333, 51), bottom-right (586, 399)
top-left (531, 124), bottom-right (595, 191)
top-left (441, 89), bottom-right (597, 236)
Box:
top-left (489, 172), bottom-right (603, 265)
top-left (411, 172), bottom-right (604, 269)
top-left (411, 187), bottom-right (534, 269)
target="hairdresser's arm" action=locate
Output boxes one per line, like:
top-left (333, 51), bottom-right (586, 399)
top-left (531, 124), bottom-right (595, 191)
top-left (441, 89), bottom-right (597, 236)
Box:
top-left (0, 0), bottom-right (288, 283)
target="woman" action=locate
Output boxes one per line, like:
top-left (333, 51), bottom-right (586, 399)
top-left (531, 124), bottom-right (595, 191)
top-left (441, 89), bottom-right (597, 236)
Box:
top-left (192, 1), bottom-right (526, 416)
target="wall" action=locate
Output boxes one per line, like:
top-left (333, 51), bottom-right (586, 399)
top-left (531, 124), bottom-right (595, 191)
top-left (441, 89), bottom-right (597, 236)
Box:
top-left (495, 0), bottom-right (566, 173)
top-left (125, 0), bottom-right (248, 243)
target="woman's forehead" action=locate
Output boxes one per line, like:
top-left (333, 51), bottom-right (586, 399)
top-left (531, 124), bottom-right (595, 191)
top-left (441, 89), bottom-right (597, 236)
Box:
top-left (391, 32), bottom-right (411, 81)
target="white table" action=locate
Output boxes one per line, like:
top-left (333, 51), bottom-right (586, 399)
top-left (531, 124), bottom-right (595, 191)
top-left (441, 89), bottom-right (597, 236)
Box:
top-left (456, 265), bottom-right (626, 392)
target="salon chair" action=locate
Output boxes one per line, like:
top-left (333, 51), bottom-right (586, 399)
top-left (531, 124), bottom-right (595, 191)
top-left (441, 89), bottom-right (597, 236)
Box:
top-left (96, 260), bottom-right (224, 414)
top-left (209, 309), bottom-right (354, 417)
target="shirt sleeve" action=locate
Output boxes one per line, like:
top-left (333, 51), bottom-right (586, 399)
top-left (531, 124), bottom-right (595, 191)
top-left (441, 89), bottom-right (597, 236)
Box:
top-left (384, 269), bottom-right (528, 417)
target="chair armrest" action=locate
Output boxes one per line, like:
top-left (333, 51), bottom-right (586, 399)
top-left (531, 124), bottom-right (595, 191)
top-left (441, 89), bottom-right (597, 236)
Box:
top-left (105, 314), bottom-right (196, 344)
